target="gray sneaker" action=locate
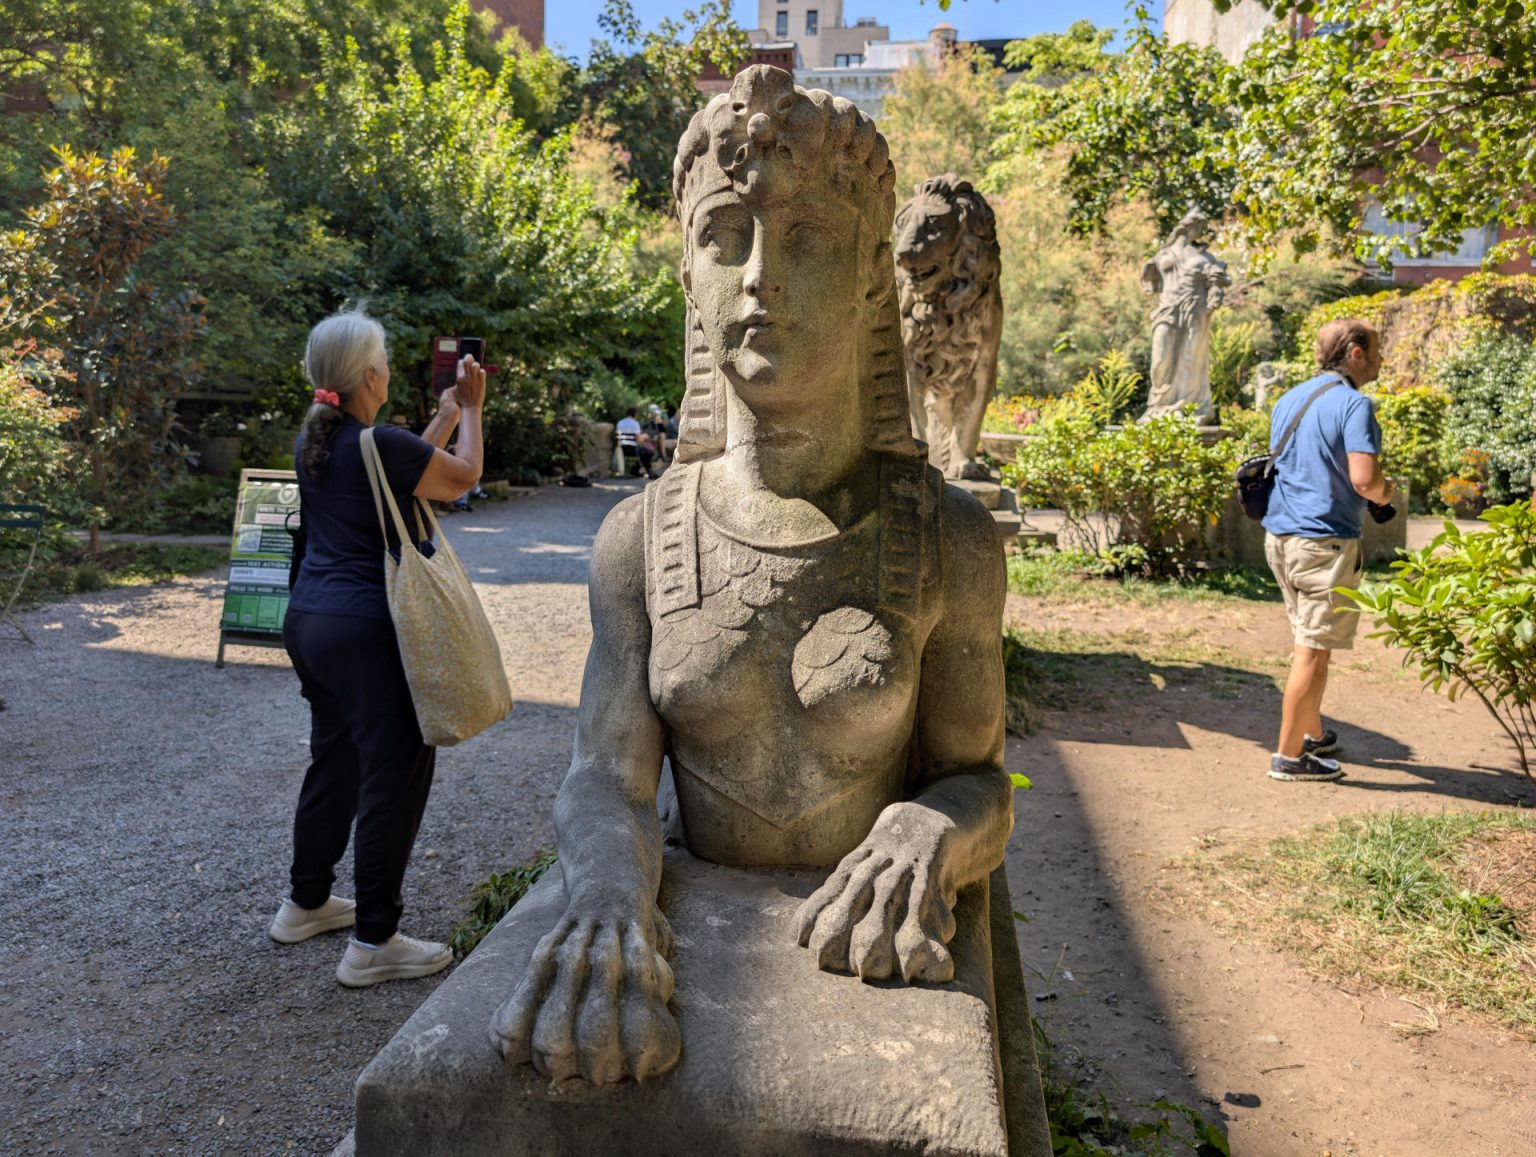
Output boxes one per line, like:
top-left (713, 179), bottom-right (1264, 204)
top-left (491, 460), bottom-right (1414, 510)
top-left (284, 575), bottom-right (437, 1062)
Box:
top-left (1269, 753), bottom-right (1344, 782)
top-left (1303, 728), bottom-right (1339, 757)
top-left (336, 933), bottom-right (452, 987)
top-left (269, 895), bottom-right (357, 944)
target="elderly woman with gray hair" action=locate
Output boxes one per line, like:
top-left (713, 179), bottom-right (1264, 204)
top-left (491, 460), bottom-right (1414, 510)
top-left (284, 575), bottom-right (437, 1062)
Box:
top-left (267, 307), bottom-right (489, 987)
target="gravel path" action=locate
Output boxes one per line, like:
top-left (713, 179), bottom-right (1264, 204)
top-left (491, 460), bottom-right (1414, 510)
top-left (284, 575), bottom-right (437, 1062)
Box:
top-left (0, 478), bottom-right (641, 1155)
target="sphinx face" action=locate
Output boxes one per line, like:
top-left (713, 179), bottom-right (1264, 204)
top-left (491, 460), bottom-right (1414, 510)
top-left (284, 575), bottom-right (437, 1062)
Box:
top-left (687, 191), bottom-right (860, 405)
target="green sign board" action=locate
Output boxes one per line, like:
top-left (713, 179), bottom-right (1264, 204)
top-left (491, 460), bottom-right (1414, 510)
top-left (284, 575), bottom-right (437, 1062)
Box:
top-left (216, 468), bottom-right (299, 667)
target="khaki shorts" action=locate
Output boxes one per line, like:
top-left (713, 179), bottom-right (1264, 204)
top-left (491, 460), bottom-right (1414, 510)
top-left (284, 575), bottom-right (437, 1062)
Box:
top-left (1265, 533), bottom-right (1364, 650)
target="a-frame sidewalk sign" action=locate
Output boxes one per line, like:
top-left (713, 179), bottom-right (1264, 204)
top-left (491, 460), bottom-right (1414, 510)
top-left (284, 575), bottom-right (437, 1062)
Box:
top-left (215, 468), bottom-right (299, 668)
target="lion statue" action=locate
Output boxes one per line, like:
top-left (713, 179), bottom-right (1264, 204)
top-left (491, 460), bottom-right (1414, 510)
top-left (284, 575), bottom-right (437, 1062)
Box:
top-left (894, 174), bottom-right (1003, 481)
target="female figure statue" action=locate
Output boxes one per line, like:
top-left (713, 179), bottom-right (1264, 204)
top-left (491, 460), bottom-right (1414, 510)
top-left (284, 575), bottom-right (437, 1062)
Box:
top-left (491, 66), bottom-right (1012, 1086)
top-left (1140, 209), bottom-right (1232, 424)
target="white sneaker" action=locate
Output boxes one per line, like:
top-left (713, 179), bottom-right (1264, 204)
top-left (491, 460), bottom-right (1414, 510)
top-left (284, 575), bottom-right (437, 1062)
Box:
top-left (269, 895), bottom-right (357, 944)
top-left (335, 933), bottom-right (452, 987)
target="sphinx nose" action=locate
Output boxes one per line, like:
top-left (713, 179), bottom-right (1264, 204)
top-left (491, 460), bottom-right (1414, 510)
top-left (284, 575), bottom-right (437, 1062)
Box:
top-left (742, 233), bottom-right (783, 300)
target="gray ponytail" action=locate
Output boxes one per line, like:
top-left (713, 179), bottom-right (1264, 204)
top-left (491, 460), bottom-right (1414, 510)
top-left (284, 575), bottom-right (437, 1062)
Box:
top-left (300, 307), bottom-right (387, 480)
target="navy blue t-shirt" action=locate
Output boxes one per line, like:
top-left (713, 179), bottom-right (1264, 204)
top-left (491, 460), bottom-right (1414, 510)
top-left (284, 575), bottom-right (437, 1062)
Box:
top-left (1263, 372), bottom-right (1383, 540)
top-left (288, 416), bottom-right (436, 620)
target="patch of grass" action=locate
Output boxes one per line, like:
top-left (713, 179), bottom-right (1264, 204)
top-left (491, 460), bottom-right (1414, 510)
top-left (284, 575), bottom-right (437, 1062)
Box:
top-left (1033, 1022), bottom-right (1230, 1156)
top-left (1178, 811), bottom-right (1536, 1033)
top-left (1004, 626), bottom-right (1281, 712)
top-left (10, 543), bottom-right (225, 608)
top-left (1004, 628), bottom-right (1043, 735)
top-left (1007, 548), bottom-right (1281, 606)
top-left (449, 851), bottom-right (558, 960)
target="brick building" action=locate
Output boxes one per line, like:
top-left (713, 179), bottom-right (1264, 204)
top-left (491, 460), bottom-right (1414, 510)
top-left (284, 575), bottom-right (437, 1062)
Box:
top-left (471, 0), bottom-right (544, 48)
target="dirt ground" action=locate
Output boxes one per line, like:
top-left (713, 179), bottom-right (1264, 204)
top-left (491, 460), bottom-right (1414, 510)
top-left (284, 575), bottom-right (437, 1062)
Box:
top-left (1004, 583), bottom-right (1536, 1156)
top-left (4, 481), bottom-right (1533, 1155)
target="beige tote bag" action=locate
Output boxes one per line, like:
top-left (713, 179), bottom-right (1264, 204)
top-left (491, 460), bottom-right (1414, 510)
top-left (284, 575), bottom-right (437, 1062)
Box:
top-left (360, 428), bottom-right (512, 746)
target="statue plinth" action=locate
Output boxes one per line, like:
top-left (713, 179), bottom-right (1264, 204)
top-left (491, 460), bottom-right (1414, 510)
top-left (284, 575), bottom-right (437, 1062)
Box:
top-left (352, 850), bottom-right (1049, 1155)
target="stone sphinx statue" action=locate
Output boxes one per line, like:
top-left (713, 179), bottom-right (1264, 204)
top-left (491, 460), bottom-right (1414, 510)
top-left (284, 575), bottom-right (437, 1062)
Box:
top-left (490, 66), bottom-right (1013, 1086)
top-left (1140, 209), bottom-right (1232, 424)
top-left (894, 175), bottom-right (1003, 480)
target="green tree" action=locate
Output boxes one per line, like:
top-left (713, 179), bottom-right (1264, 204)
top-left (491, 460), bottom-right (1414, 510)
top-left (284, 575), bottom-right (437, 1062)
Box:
top-left (0, 341), bottom-right (75, 503)
top-left (2, 146), bottom-right (205, 548)
top-left (1220, 0), bottom-right (1536, 266)
top-left (880, 45), bottom-right (1002, 195)
top-left (272, 6), bottom-right (671, 472)
top-left (987, 0), bottom-right (1536, 268)
top-left (579, 0), bottom-right (748, 210)
top-left (1001, 19), bottom-right (1115, 83)
top-left (989, 15), bottom-right (1238, 238)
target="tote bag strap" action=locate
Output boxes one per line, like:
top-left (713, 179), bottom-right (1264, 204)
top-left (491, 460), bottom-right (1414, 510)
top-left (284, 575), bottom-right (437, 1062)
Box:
top-left (359, 427), bottom-right (433, 551)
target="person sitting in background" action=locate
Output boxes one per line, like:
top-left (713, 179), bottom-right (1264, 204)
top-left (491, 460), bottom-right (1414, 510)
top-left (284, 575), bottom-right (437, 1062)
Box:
top-left (645, 403), bottom-right (670, 463)
top-left (616, 407), bottom-right (657, 479)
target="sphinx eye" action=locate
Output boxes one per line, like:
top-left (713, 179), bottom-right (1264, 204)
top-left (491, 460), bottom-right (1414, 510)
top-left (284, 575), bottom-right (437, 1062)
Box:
top-left (789, 219), bottom-right (829, 245)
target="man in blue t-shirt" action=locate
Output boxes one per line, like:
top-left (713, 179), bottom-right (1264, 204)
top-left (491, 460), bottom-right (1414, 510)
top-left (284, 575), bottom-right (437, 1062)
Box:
top-left (1262, 318), bottom-right (1394, 782)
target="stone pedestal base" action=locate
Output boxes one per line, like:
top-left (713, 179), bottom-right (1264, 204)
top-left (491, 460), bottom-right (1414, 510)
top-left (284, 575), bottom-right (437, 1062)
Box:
top-left (352, 851), bottom-right (1049, 1156)
top-left (1212, 481), bottom-right (1410, 568)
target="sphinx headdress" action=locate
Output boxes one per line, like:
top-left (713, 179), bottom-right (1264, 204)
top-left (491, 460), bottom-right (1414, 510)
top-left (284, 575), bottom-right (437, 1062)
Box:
top-left (670, 66), bottom-right (919, 463)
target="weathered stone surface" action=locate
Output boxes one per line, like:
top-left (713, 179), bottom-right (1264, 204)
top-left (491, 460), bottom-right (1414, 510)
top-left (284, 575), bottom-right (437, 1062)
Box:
top-left (896, 176), bottom-right (1004, 481)
top-left (488, 63), bottom-right (1017, 1093)
top-left (355, 852), bottom-right (1048, 1155)
top-left (1140, 210), bottom-right (1232, 425)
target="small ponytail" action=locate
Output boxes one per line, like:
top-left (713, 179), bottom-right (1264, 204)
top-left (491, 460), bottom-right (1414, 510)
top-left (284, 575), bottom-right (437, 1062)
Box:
top-left (300, 402), bottom-right (347, 480)
top-left (299, 306), bottom-right (387, 480)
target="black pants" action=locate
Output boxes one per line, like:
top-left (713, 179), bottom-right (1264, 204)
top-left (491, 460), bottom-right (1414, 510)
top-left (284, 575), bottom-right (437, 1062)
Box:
top-left (282, 609), bottom-right (436, 945)
top-left (621, 443), bottom-right (656, 477)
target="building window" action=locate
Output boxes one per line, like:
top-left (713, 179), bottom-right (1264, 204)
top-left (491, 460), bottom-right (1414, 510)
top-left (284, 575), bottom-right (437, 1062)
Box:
top-left (1362, 202), bottom-right (1495, 266)
top-left (806, 9), bottom-right (818, 35)
top-left (775, 10), bottom-right (787, 37)
top-left (834, 53), bottom-right (864, 67)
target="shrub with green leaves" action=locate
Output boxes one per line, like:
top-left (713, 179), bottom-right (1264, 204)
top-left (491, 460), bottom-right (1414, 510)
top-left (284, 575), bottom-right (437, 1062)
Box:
top-left (1002, 410), bottom-right (1236, 577)
top-left (1344, 503), bottom-right (1536, 785)
top-left (1372, 384), bottom-right (1451, 513)
top-left (449, 850), bottom-right (558, 960)
top-left (0, 342), bottom-right (74, 504)
top-left (1439, 334), bottom-right (1536, 503)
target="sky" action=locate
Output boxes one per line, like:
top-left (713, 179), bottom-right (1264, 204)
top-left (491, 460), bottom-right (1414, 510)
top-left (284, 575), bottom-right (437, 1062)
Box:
top-left (544, 1), bottom-right (1156, 60)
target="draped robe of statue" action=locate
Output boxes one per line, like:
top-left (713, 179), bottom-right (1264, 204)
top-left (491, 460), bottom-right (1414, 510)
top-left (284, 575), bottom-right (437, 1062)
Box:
top-left (1139, 214), bottom-right (1231, 424)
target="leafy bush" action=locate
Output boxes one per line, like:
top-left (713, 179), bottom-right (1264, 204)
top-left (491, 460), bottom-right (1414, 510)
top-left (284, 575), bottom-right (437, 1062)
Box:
top-left (1372, 384), bottom-right (1451, 513)
top-left (1207, 316), bottom-right (1264, 409)
top-left (0, 342), bottom-right (75, 503)
top-left (1439, 334), bottom-right (1536, 502)
top-left (449, 851), bottom-right (557, 960)
top-left (1072, 350), bottom-right (1142, 426)
top-left (131, 475), bottom-right (239, 535)
top-left (1002, 411), bottom-right (1236, 577)
top-left (1216, 404), bottom-right (1270, 460)
top-left (1299, 275), bottom-right (1536, 394)
top-left (1344, 503), bottom-right (1536, 786)
top-left (2, 147), bottom-right (206, 547)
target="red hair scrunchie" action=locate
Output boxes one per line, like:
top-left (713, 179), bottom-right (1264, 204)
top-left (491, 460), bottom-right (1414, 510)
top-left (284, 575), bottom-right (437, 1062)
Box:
top-left (313, 389), bottom-right (341, 408)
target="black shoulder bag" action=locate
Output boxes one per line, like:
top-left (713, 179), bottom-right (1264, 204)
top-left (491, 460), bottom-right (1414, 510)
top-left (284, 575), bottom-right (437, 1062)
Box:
top-left (1233, 377), bottom-right (1344, 521)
